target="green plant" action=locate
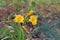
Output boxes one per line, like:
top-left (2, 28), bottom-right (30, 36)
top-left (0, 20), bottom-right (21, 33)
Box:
top-left (0, 0), bottom-right (6, 6)
top-left (0, 22), bottom-right (25, 40)
top-left (0, 28), bottom-right (10, 40)
top-left (7, 21), bottom-right (25, 40)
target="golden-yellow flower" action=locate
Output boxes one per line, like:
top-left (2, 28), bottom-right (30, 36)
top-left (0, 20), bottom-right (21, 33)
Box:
top-left (29, 15), bottom-right (37, 25)
top-left (13, 15), bottom-right (24, 23)
top-left (22, 26), bottom-right (29, 34)
top-left (28, 10), bottom-right (33, 16)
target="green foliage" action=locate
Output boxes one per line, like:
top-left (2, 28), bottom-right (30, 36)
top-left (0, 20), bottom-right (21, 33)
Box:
top-left (0, 21), bottom-right (25, 40)
top-left (0, 28), bottom-right (10, 40)
top-left (0, 0), bottom-right (6, 6)
top-left (23, 0), bottom-right (28, 4)
top-left (0, 0), bottom-right (60, 7)
top-left (31, 1), bottom-right (35, 8)
top-left (7, 22), bottom-right (25, 40)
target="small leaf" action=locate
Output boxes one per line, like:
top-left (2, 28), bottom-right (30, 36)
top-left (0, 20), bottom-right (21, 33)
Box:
top-left (31, 1), bottom-right (35, 8)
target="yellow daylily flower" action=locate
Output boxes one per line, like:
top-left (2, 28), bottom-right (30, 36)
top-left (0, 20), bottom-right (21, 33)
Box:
top-left (22, 26), bottom-right (29, 34)
top-left (29, 15), bottom-right (37, 25)
top-left (13, 15), bottom-right (24, 23)
top-left (28, 10), bottom-right (33, 16)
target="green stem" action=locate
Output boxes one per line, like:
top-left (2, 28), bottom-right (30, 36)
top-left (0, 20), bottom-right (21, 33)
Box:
top-left (17, 23), bottom-right (24, 40)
